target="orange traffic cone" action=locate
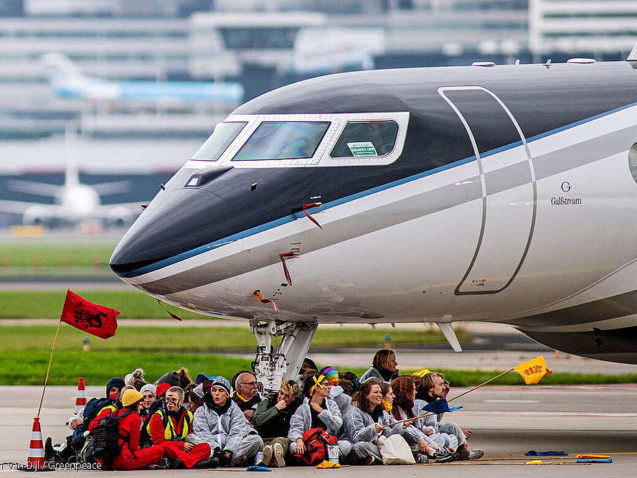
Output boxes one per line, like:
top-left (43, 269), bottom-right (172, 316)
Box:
top-left (27, 417), bottom-right (45, 469)
top-left (74, 377), bottom-right (87, 414)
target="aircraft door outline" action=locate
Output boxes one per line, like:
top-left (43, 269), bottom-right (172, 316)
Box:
top-left (438, 86), bottom-right (537, 295)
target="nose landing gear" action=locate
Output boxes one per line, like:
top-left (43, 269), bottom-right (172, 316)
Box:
top-left (250, 320), bottom-right (318, 394)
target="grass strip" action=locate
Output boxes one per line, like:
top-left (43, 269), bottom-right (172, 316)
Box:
top-left (0, 290), bottom-right (212, 320)
top-left (0, 324), bottom-right (465, 351)
top-left (0, 242), bottom-right (116, 268)
top-left (1, 350), bottom-right (636, 386)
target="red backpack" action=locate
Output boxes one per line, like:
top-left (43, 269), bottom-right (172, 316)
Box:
top-left (295, 428), bottom-right (339, 465)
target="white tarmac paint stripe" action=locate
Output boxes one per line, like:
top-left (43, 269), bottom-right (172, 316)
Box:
top-left (467, 411), bottom-right (637, 417)
top-left (484, 400), bottom-right (539, 403)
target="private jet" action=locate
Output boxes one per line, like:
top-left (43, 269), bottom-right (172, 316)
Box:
top-left (111, 53), bottom-right (637, 392)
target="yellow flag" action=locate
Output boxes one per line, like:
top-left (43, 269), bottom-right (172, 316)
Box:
top-left (412, 367), bottom-right (431, 377)
top-left (513, 356), bottom-right (553, 385)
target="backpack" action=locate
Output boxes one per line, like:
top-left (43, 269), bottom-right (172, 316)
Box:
top-left (92, 411), bottom-right (133, 461)
top-left (295, 428), bottom-right (339, 465)
top-left (76, 397), bottom-right (113, 436)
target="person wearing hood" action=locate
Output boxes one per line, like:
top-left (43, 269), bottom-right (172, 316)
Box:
top-left (192, 376), bottom-right (263, 468)
top-left (253, 380), bottom-right (303, 468)
top-left (360, 349), bottom-right (401, 383)
top-left (45, 377), bottom-right (126, 464)
top-left (147, 386), bottom-right (212, 469)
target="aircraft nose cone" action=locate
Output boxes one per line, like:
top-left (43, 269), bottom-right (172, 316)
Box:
top-left (110, 187), bottom-right (239, 277)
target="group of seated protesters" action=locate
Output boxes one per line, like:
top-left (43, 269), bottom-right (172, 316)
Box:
top-left (44, 349), bottom-right (482, 470)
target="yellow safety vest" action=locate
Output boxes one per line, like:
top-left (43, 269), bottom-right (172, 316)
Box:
top-left (148, 409), bottom-right (193, 441)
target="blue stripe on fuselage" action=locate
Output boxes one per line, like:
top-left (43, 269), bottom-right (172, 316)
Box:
top-left (119, 101), bottom-right (637, 278)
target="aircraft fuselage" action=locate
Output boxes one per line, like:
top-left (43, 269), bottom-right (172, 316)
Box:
top-left (111, 60), bottom-right (637, 364)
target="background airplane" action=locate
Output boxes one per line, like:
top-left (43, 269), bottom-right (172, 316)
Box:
top-left (0, 127), bottom-right (143, 228)
top-left (41, 53), bottom-right (244, 107)
top-left (0, 161), bottom-right (142, 228)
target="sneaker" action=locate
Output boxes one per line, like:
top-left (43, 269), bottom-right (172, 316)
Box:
top-left (469, 449), bottom-right (484, 460)
top-left (194, 458), bottom-right (219, 469)
top-left (231, 454), bottom-right (249, 468)
top-left (415, 453), bottom-right (429, 464)
top-left (433, 452), bottom-right (455, 463)
top-left (261, 445), bottom-right (273, 466)
top-left (273, 442), bottom-right (285, 468)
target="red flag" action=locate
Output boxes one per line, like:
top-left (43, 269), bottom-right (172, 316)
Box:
top-left (60, 290), bottom-right (119, 339)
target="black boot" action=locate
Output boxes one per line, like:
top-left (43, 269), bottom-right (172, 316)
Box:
top-left (44, 438), bottom-right (55, 461)
top-left (194, 457), bottom-right (219, 469)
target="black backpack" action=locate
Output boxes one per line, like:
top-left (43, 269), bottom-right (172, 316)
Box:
top-left (92, 411), bottom-right (133, 461)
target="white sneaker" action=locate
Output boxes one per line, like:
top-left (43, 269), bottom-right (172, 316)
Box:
top-left (260, 445), bottom-right (272, 466)
top-left (273, 443), bottom-right (285, 468)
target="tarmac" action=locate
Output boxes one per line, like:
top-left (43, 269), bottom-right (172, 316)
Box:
top-left (1, 383), bottom-right (636, 477)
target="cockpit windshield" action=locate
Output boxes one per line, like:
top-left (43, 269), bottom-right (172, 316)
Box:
top-left (233, 121), bottom-right (330, 161)
top-left (192, 122), bottom-right (247, 161)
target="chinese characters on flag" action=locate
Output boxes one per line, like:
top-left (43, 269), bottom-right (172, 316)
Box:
top-left (60, 290), bottom-right (119, 339)
top-left (513, 356), bottom-right (553, 385)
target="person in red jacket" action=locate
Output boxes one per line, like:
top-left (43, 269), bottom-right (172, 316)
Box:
top-left (148, 386), bottom-right (213, 469)
top-left (109, 389), bottom-right (167, 470)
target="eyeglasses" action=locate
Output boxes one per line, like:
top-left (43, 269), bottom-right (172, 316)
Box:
top-left (242, 381), bottom-right (258, 386)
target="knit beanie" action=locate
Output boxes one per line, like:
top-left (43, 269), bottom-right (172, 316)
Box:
top-left (156, 383), bottom-right (171, 398)
top-left (122, 389), bottom-right (143, 407)
top-left (106, 377), bottom-right (125, 397)
top-left (157, 371), bottom-right (180, 387)
top-left (210, 376), bottom-right (231, 396)
top-left (140, 384), bottom-right (156, 396)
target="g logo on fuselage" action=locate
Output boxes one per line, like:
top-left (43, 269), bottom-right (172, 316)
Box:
top-left (561, 181), bottom-right (571, 193)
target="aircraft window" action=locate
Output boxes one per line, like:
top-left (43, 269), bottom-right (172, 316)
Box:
top-left (191, 122), bottom-right (247, 161)
top-left (330, 121), bottom-right (399, 158)
top-left (233, 121), bottom-right (330, 161)
top-left (629, 143), bottom-right (637, 184)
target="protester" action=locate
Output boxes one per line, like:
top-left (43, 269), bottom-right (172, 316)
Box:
top-left (346, 378), bottom-right (406, 465)
top-left (157, 368), bottom-right (192, 390)
top-left (125, 368), bottom-right (148, 390)
top-left (45, 376), bottom-right (125, 464)
top-left (192, 376), bottom-right (263, 467)
top-left (140, 384), bottom-right (156, 421)
top-left (253, 380), bottom-right (303, 467)
top-left (360, 349), bottom-right (400, 383)
top-left (418, 372), bottom-right (483, 461)
top-left (108, 389), bottom-right (167, 470)
top-left (288, 372), bottom-right (348, 462)
top-left (184, 383), bottom-right (204, 414)
top-left (390, 376), bottom-right (450, 462)
top-left (232, 371), bottom-right (262, 424)
top-left (147, 386), bottom-right (213, 469)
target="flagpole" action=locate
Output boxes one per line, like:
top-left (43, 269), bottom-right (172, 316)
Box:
top-left (447, 368), bottom-right (514, 403)
top-left (384, 368), bottom-right (515, 428)
top-left (37, 318), bottom-right (63, 418)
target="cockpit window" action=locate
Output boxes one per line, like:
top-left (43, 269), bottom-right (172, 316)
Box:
top-left (232, 121), bottom-right (330, 161)
top-left (330, 121), bottom-right (399, 158)
top-left (192, 122), bottom-right (247, 161)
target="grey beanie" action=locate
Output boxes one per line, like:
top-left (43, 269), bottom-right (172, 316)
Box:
top-left (140, 384), bottom-right (156, 396)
